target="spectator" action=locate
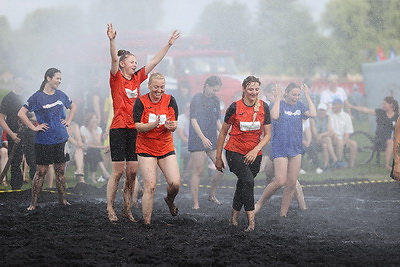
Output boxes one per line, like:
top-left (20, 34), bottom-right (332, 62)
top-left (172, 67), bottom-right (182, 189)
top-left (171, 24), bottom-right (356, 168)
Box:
top-left (80, 113), bottom-right (111, 184)
top-left (310, 103), bottom-right (338, 171)
top-left (0, 75), bottom-right (36, 190)
top-left (67, 121), bottom-right (86, 183)
top-left (319, 76), bottom-right (349, 113)
top-left (175, 102), bottom-right (192, 182)
top-left (330, 98), bottom-right (357, 168)
top-left (348, 96), bottom-right (399, 170)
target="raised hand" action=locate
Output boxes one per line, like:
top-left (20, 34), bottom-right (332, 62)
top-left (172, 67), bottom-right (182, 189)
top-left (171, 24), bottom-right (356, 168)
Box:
top-left (168, 30), bottom-right (180, 46)
top-left (107, 23), bottom-right (117, 40)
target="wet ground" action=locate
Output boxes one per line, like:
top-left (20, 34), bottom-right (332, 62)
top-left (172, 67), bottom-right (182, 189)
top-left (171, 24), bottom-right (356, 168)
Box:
top-left (0, 177), bottom-right (399, 266)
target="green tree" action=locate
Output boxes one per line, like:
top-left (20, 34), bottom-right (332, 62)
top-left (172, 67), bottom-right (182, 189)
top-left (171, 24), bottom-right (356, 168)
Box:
top-left (323, 0), bottom-right (400, 74)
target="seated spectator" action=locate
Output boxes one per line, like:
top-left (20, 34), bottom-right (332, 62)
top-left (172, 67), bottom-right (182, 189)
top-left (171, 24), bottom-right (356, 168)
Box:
top-left (80, 113), bottom-right (111, 184)
top-left (310, 103), bottom-right (338, 171)
top-left (348, 96), bottom-right (399, 170)
top-left (67, 121), bottom-right (86, 183)
top-left (330, 98), bottom-right (357, 168)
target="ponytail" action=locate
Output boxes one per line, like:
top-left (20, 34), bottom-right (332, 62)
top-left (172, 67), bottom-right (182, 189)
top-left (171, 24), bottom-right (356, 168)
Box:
top-left (39, 68), bottom-right (61, 92)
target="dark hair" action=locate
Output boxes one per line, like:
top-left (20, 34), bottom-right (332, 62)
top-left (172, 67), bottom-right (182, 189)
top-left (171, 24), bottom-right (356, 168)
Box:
top-left (84, 112), bottom-right (96, 128)
top-left (39, 68), bottom-right (61, 92)
top-left (242, 76), bottom-right (261, 89)
top-left (117, 49), bottom-right (135, 69)
top-left (203, 76), bottom-right (222, 93)
top-left (384, 96), bottom-right (399, 115)
top-left (285, 82), bottom-right (300, 94)
top-left (264, 83), bottom-right (276, 93)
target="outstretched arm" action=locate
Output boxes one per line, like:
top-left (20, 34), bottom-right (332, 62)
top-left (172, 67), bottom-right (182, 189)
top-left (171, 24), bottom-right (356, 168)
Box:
top-left (107, 23), bottom-right (119, 76)
top-left (215, 122), bottom-right (230, 172)
top-left (145, 30), bottom-right (180, 75)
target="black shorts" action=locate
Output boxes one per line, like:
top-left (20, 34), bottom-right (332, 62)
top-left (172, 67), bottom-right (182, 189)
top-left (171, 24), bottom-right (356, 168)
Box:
top-left (109, 128), bottom-right (137, 162)
top-left (35, 141), bottom-right (70, 165)
top-left (138, 151), bottom-right (175, 160)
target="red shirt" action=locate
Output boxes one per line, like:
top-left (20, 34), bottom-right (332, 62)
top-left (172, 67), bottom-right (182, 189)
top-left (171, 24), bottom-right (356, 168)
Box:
top-left (134, 94), bottom-right (178, 156)
top-left (109, 68), bottom-right (147, 129)
top-left (224, 99), bottom-right (269, 155)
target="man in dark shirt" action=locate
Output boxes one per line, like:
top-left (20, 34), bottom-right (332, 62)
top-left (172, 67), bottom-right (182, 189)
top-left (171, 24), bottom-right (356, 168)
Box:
top-left (0, 75), bottom-right (36, 190)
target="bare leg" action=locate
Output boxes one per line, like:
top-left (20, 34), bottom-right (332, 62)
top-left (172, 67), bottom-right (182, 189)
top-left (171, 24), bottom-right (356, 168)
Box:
top-left (207, 150), bottom-right (223, 205)
top-left (158, 155), bottom-right (180, 217)
top-left (254, 158), bottom-right (288, 214)
top-left (230, 209), bottom-right (240, 226)
top-left (190, 151), bottom-right (206, 209)
top-left (386, 139), bottom-right (393, 170)
top-left (132, 178), bottom-right (143, 208)
top-left (245, 210), bottom-right (255, 232)
top-left (122, 161), bottom-right (138, 222)
top-left (139, 156), bottom-right (158, 224)
top-left (27, 165), bottom-right (48, 210)
top-left (294, 180), bottom-right (307, 210)
top-left (106, 161), bottom-right (125, 222)
top-left (54, 162), bottom-right (70, 206)
top-left (280, 155), bottom-right (302, 217)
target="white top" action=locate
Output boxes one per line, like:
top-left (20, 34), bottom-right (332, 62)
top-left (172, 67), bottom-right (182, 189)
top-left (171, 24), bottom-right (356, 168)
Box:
top-left (330, 111), bottom-right (353, 140)
top-left (319, 87), bottom-right (348, 111)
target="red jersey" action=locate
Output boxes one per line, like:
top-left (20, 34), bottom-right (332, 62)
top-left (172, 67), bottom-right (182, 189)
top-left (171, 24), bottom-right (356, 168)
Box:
top-left (109, 68), bottom-right (148, 129)
top-left (134, 94), bottom-right (178, 156)
top-left (224, 99), bottom-right (270, 155)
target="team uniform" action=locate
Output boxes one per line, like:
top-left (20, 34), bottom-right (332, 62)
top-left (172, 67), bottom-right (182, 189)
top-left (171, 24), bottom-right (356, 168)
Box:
top-left (188, 93), bottom-right (220, 152)
top-left (23, 89), bottom-right (72, 165)
top-left (134, 93), bottom-right (178, 158)
top-left (224, 99), bottom-right (270, 211)
top-left (109, 68), bottom-right (147, 161)
top-left (270, 100), bottom-right (309, 159)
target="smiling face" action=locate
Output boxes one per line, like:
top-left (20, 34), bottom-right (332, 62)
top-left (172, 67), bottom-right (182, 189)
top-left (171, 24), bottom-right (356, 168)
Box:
top-left (120, 54), bottom-right (138, 76)
top-left (46, 72), bottom-right (62, 90)
top-left (148, 77), bottom-right (166, 102)
top-left (243, 82), bottom-right (260, 104)
top-left (285, 87), bottom-right (301, 105)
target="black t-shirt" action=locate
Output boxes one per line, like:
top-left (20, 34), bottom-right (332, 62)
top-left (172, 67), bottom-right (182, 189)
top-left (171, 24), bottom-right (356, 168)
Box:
top-left (0, 91), bottom-right (23, 133)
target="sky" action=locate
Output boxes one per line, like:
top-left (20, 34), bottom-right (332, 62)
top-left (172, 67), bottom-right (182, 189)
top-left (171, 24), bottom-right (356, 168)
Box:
top-left (0, 0), bottom-right (329, 33)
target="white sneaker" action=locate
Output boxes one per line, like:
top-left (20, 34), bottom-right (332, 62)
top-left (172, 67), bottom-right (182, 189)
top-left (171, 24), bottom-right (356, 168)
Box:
top-left (316, 168), bottom-right (323, 174)
top-left (97, 176), bottom-right (106, 182)
top-left (299, 169), bottom-right (306, 175)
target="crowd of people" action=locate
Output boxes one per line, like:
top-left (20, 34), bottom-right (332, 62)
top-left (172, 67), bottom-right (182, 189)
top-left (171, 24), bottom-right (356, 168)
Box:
top-left (0, 24), bottom-right (398, 231)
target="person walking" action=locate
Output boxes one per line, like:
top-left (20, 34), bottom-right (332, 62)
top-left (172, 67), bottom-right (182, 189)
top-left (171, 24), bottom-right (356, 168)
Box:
top-left (18, 68), bottom-right (76, 210)
top-left (105, 23), bottom-right (179, 222)
top-left (215, 76), bottom-right (271, 232)
top-left (134, 73), bottom-right (180, 224)
top-left (254, 82), bottom-right (316, 217)
top-left (188, 76), bottom-right (224, 209)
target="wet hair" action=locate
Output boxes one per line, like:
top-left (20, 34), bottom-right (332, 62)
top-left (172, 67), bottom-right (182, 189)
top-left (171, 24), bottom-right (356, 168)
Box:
top-left (148, 72), bottom-right (165, 85)
top-left (242, 76), bottom-right (261, 122)
top-left (39, 68), bottom-right (61, 92)
top-left (264, 82), bottom-right (276, 94)
top-left (384, 96), bottom-right (399, 115)
top-left (203, 76), bottom-right (222, 93)
top-left (117, 49), bottom-right (135, 69)
top-left (84, 112), bottom-right (97, 128)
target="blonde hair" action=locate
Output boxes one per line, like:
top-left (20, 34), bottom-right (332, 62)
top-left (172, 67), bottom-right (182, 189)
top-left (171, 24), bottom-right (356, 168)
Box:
top-left (241, 76), bottom-right (261, 122)
top-left (149, 72), bottom-right (165, 85)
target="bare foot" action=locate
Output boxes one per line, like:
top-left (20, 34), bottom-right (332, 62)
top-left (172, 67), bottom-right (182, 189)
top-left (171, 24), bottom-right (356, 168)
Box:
top-left (27, 205), bottom-right (36, 211)
top-left (208, 196), bottom-right (222, 205)
top-left (192, 205), bottom-right (200, 210)
top-left (229, 210), bottom-right (239, 226)
top-left (107, 209), bottom-right (118, 223)
top-left (122, 210), bottom-right (138, 222)
top-left (2, 180), bottom-right (8, 187)
top-left (244, 225), bottom-right (255, 232)
top-left (164, 197), bottom-right (178, 216)
top-left (60, 200), bottom-right (71, 206)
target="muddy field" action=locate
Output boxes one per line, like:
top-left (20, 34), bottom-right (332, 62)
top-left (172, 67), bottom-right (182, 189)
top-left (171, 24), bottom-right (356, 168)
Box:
top-left (0, 177), bottom-right (399, 266)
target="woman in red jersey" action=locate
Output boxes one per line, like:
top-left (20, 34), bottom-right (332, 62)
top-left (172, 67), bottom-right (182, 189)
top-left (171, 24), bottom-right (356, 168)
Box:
top-left (106, 24), bottom-right (180, 223)
top-left (134, 73), bottom-right (180, 224)
top-left (215, 76), bottom-right (271, 232)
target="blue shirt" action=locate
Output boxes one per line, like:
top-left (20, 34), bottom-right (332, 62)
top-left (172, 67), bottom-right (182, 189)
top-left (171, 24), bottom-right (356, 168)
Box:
top-left (188, 92), bottom-right (220, 152)
top-left (271, 100), bottom-right (308, 159)
top-left (23, 90), bottom-right (72, 145)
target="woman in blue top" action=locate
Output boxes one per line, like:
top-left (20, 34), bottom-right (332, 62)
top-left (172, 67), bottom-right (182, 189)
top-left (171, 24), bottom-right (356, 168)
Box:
top-left (255, 82), bottom-right (316, 217)
top-left (18, 68), bottom-right (77, 210)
